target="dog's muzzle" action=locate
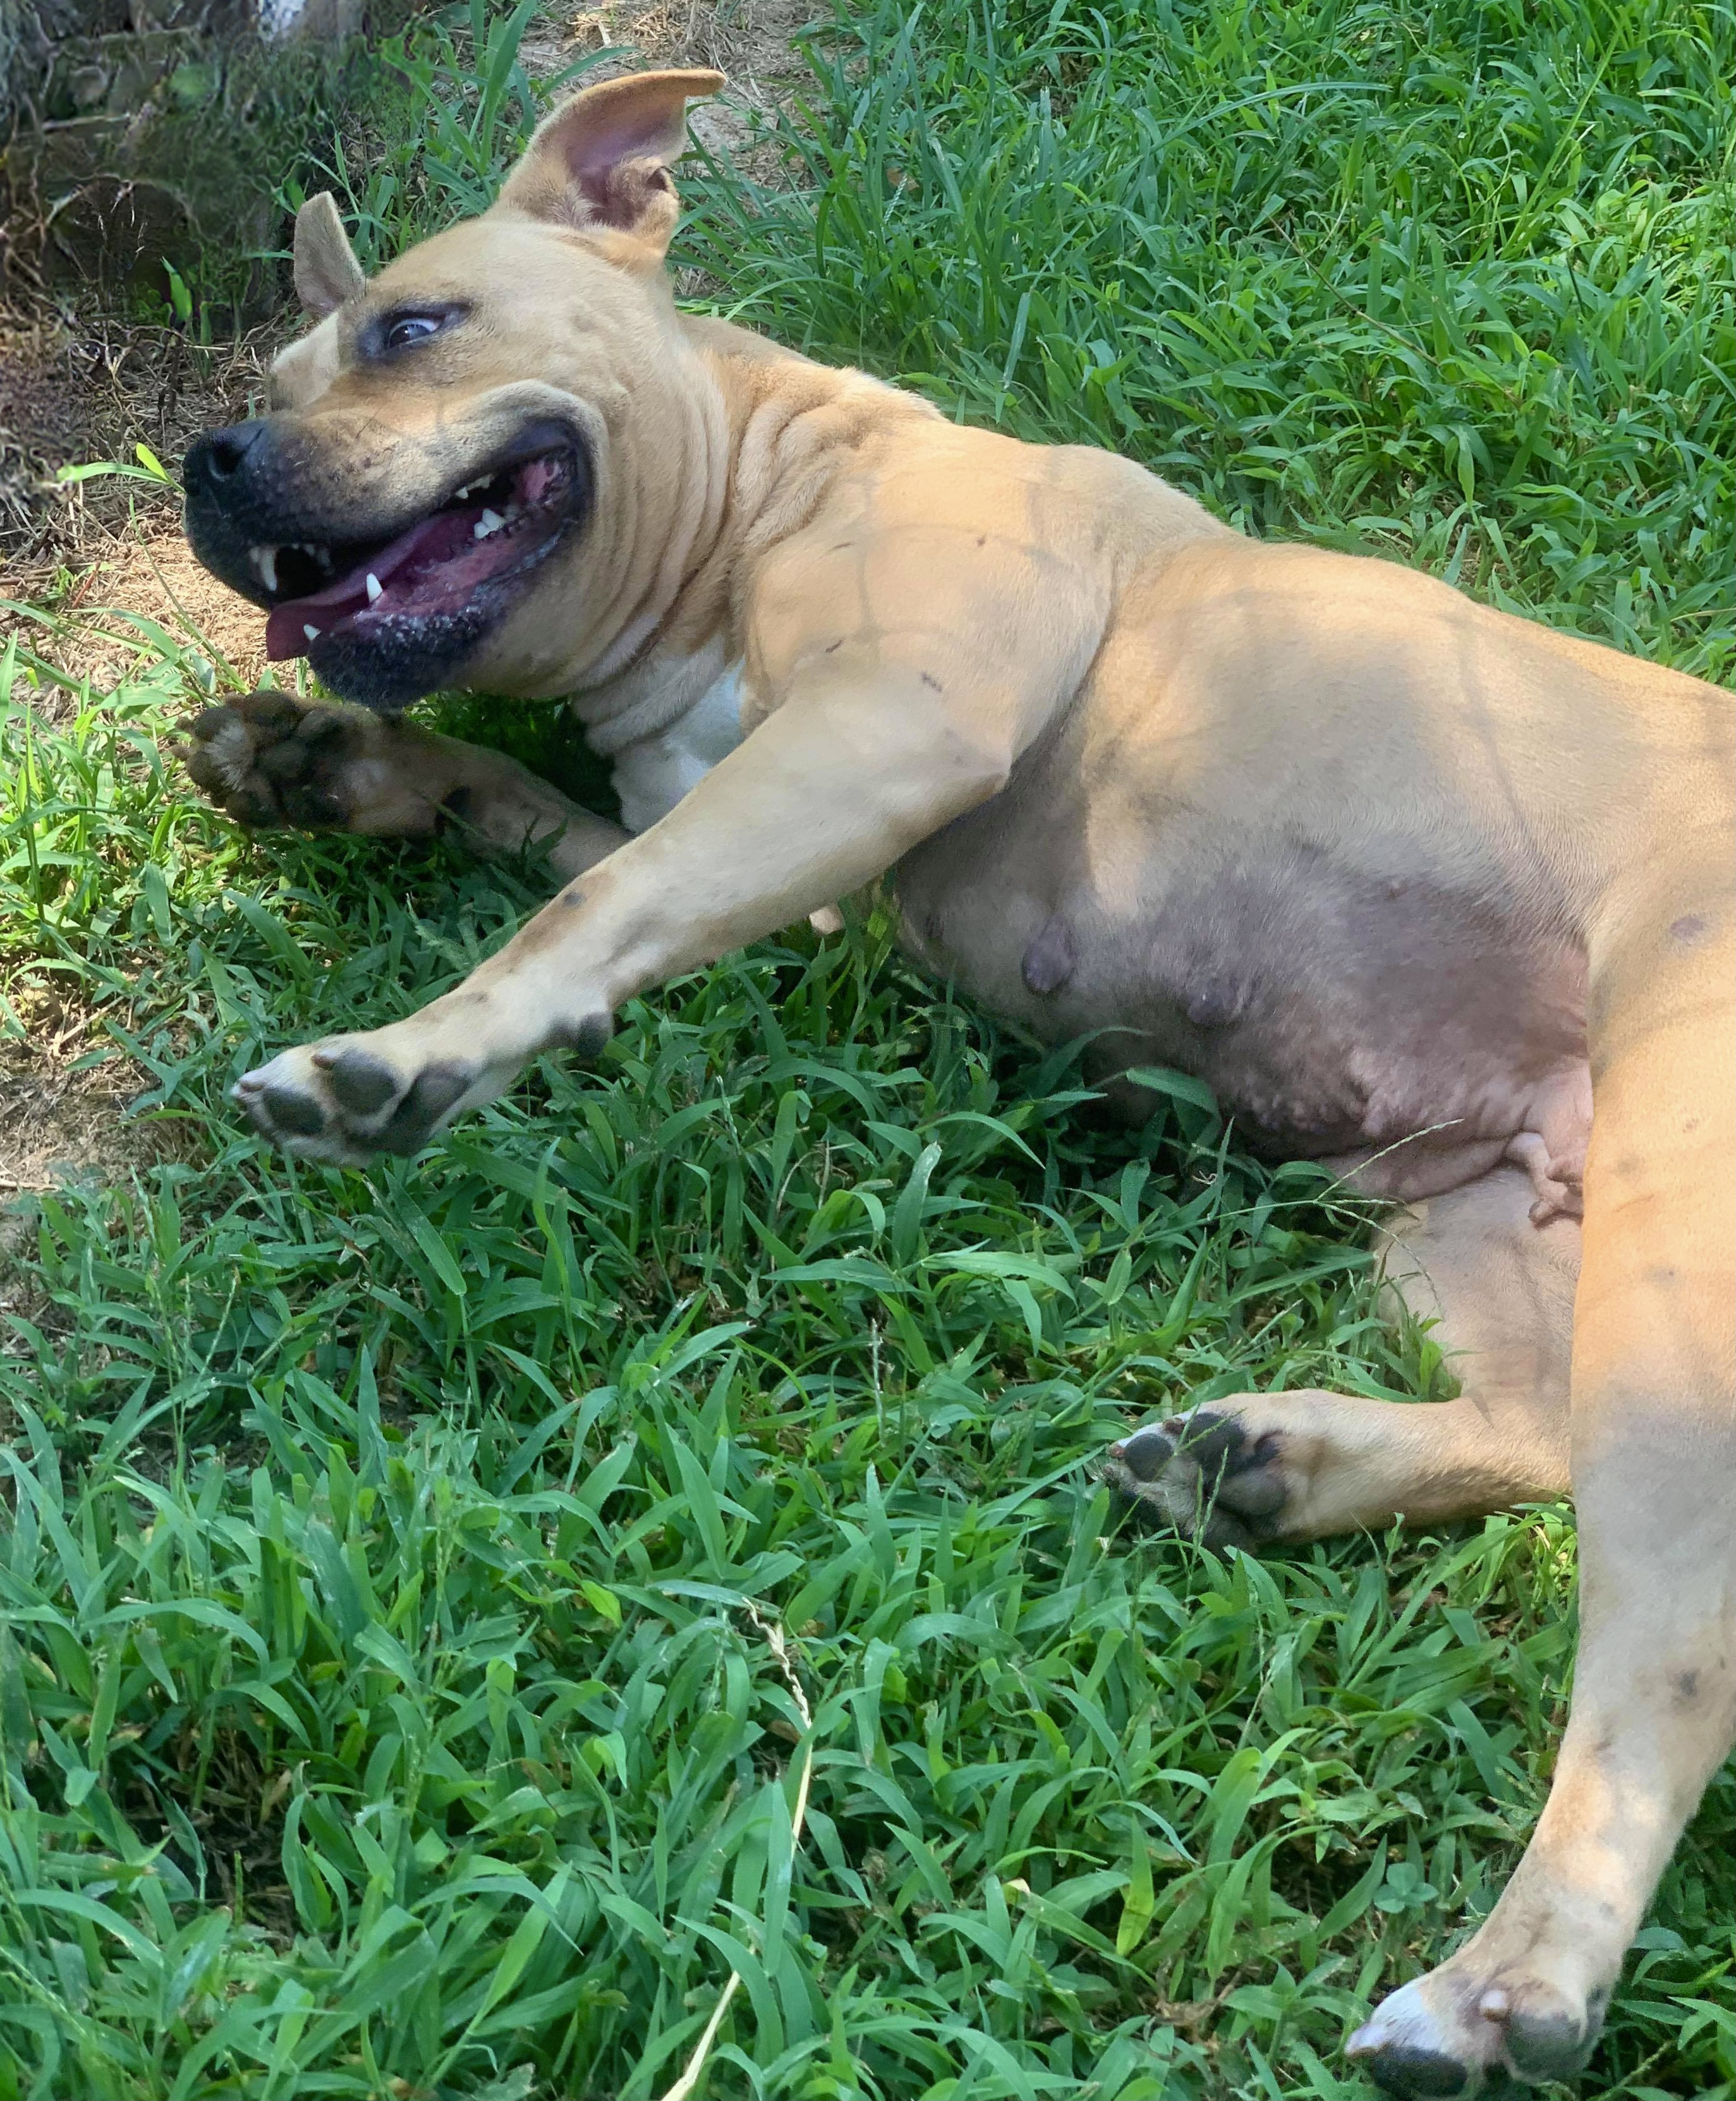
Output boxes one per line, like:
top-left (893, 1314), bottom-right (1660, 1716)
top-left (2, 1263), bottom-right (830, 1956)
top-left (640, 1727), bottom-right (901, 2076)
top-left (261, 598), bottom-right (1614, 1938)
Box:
top-left (183, 415), bottom-right (592, 713)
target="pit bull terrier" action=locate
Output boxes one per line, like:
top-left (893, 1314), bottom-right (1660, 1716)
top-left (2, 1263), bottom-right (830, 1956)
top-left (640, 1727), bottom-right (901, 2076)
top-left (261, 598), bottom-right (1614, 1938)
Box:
top-left (179, 69), bottom-right (1734, 2098)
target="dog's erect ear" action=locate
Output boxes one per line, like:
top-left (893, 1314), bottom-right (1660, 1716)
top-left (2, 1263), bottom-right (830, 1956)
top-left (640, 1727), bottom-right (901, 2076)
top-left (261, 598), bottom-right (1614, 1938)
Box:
top-left (294, 193), bottom-right (366, 320)
top-left (497, 69), bottom-right (725, 259)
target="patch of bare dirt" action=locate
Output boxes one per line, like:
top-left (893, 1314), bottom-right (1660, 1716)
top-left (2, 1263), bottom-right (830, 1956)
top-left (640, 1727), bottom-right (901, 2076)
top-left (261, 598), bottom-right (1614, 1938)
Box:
top-left (0, 1056), bottom-right (181, 1393)
top-left (530, 0), bottom-right (811, 171)
top-left (0, 1046), bottom-right (183, 1201)
top-left (0, 300), bottom-right (274, 591)
top-left (16, 516), bottom-right (272, 691)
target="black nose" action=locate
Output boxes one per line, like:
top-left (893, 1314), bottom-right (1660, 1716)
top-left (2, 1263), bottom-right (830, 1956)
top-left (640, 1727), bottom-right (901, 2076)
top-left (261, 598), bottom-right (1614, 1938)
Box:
top-left (185, 421), bottom-right (270, 494)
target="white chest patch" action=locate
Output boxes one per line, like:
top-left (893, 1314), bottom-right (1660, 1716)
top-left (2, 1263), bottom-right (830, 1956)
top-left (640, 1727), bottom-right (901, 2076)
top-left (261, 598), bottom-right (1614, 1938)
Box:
top-left (610, 662), bottom-right (746, 835)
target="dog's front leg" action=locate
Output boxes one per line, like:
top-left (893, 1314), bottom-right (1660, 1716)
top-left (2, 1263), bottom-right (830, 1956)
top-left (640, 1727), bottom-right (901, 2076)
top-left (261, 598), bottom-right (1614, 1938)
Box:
top-left (181, 690), bottom-right (628, 882)
top-left (231, 671), bottom-right (1017, 1161)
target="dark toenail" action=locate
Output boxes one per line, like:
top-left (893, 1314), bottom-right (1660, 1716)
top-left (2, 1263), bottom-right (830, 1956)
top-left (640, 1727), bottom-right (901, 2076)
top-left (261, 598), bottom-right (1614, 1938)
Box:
top-left (1505, 2011), bottom-right (1593, 2081)
top-left (324, 1050), bottom-right (401, 1116)
top-left (1115, 1425), bottom-right (1175, 1482)
top-left (1365, 2044), bottom-right (1474, 2098)
top-left (562, 1010), bottom-right (614, 1058)
top-left (259, 1082), bottom-right (327, 1137)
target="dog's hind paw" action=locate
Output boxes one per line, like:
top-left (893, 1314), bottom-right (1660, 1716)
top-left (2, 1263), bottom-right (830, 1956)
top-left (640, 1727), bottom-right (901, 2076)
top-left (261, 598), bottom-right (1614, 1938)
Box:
top-left (1347, 1954), bottom-right (1608, 2095)
top-left (233, 1034), bottom-right (504, 1164)
top-left (181, 691), bottom-right (367, 830)
top-left (1101, 1410), bottom-right (1289, 1549)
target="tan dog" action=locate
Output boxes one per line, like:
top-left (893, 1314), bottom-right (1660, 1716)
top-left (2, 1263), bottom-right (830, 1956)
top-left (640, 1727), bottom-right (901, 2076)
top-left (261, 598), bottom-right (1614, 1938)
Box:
top-left (180, 70), bottom-right (1734, 2098)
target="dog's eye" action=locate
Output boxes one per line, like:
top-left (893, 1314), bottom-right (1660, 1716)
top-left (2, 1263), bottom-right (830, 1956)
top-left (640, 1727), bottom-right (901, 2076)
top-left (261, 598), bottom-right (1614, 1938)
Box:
top-left (383, 313), bottom-right (446, 351)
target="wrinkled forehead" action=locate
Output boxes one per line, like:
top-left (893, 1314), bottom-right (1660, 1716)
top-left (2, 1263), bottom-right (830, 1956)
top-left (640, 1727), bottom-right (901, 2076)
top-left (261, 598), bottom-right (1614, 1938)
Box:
top-left (269, 215), bottom-right (634, 411)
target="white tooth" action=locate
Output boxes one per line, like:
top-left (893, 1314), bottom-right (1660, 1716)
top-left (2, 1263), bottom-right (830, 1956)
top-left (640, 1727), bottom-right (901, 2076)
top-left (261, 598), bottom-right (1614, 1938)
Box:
top-left (303, 624), bottom-right (322, 643)
top-left (454, 481), bottom-right (475, 500)
top-left (252, 545), bottom-right (279, 593)
top-left (474, 508), bottom-right (505, 540)
top-left (365, 572), bottom-right (382, 603)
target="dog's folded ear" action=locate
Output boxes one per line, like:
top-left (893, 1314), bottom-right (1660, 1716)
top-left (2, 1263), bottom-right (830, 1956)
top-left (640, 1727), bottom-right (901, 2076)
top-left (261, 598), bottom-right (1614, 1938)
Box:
top-left (294, 193), bottom-right (367, 320)
top-left (495, 68), bottom-right (725, 262)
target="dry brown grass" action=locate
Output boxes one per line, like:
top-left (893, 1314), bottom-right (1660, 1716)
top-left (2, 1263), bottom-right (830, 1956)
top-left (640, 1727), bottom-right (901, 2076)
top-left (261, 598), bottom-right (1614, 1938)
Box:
top-left (548, 0), bottom-right (811, 152)
top-left (0, 1039), bottom-right (188, 1201)
top-left (0, 301), bottom-right (276, 584)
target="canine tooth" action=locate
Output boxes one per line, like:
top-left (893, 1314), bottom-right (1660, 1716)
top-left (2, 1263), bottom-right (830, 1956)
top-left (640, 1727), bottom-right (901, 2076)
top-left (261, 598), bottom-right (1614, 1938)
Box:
top-left (365, 572), bottom-right (383, 603)
top-left (251, 545), bottom-right (279, 593)
top-left (474, 508), bottom-right (505, 539)
top-left (454, 481), bottom-right (476, 500)
top-left (303, 624), bottom-right (322, 643)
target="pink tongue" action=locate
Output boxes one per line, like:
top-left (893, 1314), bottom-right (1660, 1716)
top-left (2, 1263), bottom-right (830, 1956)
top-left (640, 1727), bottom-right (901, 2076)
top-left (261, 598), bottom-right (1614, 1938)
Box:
top-left (265, 507), bottom-right (478, 660)
top-left (519, 458), bottom-right (557, 506)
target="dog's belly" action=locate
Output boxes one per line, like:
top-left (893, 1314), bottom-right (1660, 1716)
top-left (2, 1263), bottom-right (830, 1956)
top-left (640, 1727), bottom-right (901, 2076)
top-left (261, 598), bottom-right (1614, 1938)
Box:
top-left (894, 806), bottom-right (1590, 1201)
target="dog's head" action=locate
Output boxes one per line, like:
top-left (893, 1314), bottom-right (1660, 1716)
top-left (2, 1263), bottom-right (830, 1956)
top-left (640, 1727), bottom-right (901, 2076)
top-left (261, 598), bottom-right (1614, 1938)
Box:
top-left (184, 69), bottom-right (724, 712)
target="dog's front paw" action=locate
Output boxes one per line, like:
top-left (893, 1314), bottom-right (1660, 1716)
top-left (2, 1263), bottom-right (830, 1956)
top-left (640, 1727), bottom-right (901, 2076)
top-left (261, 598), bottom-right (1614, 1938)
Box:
top-left (181, 691), bottom-right (368, 830)
top-left (1102, 1410), bottom-right (1289, 1549)
top-left (233, 1032), bottom-right (504, 1163)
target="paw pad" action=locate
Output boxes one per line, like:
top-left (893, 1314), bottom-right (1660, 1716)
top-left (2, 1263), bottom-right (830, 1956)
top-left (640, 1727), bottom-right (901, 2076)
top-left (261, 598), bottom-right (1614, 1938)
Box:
top-left (1362, 2044), bottom-right (1474, 2098)
top-left (233, 1043), bottom-right (483, 1164)
top-left (1102, 1410), bottom-right (1287, 1548)
top-left (179, 691), bottom-right (360, 832)
top-left (315, 1046), bottom-right (401, 1117)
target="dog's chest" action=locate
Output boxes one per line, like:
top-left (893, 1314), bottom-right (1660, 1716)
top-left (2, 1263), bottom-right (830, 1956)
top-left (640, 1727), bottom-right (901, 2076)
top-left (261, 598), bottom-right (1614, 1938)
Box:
top-left (609, 662), bottom-right (746, 835)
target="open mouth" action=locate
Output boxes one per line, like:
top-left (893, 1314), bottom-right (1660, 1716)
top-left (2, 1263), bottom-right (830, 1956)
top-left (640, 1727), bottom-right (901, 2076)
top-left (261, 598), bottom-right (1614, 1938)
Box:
top-left (255, 426), bottom-right (584, 665)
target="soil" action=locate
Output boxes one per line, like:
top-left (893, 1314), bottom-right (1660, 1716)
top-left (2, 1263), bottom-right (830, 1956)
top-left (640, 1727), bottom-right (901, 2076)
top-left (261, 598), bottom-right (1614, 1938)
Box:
top-left (0, 306), bottom-right (275, 622)
top-left (0, 1041), bottom-right (185, 1198)
top-left (549, 0), bottom-right (811, 157)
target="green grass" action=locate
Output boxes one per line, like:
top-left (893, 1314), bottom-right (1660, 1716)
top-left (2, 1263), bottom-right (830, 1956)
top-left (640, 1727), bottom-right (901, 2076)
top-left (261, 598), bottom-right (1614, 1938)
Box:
top-left (3, 0), bottom-right (1736, 2094)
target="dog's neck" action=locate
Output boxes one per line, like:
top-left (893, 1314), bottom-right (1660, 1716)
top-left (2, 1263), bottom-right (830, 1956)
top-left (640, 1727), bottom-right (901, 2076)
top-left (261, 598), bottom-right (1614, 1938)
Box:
top-left (562, 313), bottom-right (940, 830)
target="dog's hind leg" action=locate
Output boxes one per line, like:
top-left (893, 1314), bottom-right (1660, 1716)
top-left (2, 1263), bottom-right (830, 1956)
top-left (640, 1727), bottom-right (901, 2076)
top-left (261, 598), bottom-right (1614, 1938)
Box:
top-left (1105, 1161), bottom-right (1575, 1544)
top-left (182, 689), bottom-right (627, 881)
top-left (1347, 867), bottom-right (1735, 2097)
